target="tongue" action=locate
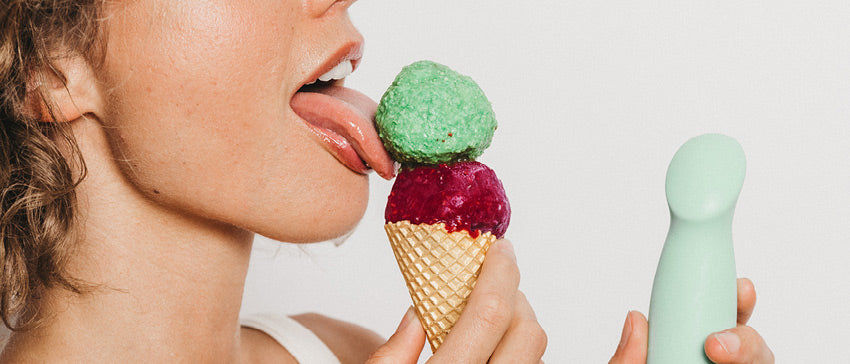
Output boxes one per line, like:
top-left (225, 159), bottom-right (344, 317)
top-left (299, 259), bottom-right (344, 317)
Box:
top-left (291, 86), bottom-right (395, 179)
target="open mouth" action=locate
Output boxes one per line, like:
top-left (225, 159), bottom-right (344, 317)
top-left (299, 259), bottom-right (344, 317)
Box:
top-left (290, 50), bottom-right (395, 180)
top-left (300, 58), bottom-right (355, 90)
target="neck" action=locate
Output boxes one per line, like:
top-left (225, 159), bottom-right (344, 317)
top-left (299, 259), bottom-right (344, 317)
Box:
top-left (2, 123), bottom-right (256, 363)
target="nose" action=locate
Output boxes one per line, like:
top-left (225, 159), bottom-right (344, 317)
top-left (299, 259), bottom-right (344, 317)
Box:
top-left (303, 0), bottom-right (357, 18)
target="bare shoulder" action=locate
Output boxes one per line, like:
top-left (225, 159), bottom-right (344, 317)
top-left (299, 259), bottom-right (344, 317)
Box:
top-left (291, 313), bottom-right (385, 364)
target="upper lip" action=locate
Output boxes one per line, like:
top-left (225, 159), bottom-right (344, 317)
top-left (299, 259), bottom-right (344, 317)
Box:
top-left (290, 39), bottom-right (396, 179)
top-left (300, 41), bottom-right (364, 89)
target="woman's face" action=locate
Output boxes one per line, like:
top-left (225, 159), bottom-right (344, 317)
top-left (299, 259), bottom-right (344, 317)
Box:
top-left (95, 0), bottom-right (393, 242)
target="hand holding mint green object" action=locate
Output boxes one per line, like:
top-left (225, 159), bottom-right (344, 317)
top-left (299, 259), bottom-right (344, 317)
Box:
top-left (648, 134), bottom-right (746, 364)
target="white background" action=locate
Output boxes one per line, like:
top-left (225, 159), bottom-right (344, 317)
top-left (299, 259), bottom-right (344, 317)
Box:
top-left (243, 1), bottom-right (850, 362)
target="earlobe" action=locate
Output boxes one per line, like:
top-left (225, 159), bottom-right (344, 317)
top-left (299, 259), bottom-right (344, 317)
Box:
top-left (24, 55), bottom-right (103, 123)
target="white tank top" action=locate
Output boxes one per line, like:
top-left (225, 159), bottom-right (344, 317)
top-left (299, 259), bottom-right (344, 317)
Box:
top-left (241, 313), bottom-right (341, 364)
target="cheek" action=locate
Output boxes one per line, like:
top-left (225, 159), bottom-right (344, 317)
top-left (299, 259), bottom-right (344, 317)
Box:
top-left (103, 1), bottom-right (295, 126)
top-left (95, 0), bottom-right (372, 241)
top-left (100, 0), bottom-right (281, 191)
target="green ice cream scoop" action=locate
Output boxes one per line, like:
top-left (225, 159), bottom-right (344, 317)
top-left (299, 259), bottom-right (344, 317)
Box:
top-left (375, 60), bottom-right (497, 165)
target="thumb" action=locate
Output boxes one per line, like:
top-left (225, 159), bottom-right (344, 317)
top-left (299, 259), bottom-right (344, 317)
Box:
top-left (608, 311), bottom-right (648, 364)
top-left (366, 307), bottom-right (427, 364)
top-left (705, 325), bottom-right (774, 364)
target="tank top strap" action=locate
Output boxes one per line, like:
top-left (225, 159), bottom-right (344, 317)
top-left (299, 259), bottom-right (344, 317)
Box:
top-left (241, 312), bottom-right (341, 364)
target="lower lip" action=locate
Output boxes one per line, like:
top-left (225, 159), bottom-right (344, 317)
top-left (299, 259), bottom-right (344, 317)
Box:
top-left (303, 123), bottom-right (369, 175)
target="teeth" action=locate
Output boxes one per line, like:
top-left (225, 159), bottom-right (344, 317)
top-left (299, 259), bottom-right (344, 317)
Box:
top-left (318, 60), bottom-right (353, 82)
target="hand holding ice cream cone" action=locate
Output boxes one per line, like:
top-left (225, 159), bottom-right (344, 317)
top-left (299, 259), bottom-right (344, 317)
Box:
top-left (369, 60), bottom-right (544, 359)
top-left (367, 239), bottom-right (547, 363)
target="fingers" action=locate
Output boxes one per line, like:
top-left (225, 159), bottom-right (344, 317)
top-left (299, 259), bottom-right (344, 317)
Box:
top-left (606, 278), bottom-right (765, 364)
top-left (489, 291), bottom-right (548, 363)
top-left (736, 278), bottom-right (757, 325)
top-left (366, 307), bottom-right (426, 364)
top-left (706, 278), bottom-right (772, 363)
top-left (430, 239), bottom-right (520, 363)
top-left (705, 325), bottom-right (775, 364)
top-left (608, 311), bottom-right (648, 364)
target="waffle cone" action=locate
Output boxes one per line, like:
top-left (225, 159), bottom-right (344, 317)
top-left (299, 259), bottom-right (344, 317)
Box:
top-left (384, 220), bottom-right (497, 352)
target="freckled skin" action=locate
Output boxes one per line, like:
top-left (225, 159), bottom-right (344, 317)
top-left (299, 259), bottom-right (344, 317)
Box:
top-left (95, 0), bottom-right (370, 243)
top-left (385, 161), bottom-right (510, 238)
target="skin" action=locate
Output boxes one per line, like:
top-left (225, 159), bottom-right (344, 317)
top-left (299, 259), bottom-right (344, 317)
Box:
top-left (609, 278), bottom-right (775, 364)
top-left (2, 0), bottom-right (546, 362)
top-left (368, 240), bottom-right (547, 364)
top-left (0, 0), bottom-right (768, 362)
top-left (94, 0), bottom-right (374, 242)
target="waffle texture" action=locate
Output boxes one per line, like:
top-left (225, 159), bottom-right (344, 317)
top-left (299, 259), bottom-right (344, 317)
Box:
top-left (384, 221), bottom-right (496, 351)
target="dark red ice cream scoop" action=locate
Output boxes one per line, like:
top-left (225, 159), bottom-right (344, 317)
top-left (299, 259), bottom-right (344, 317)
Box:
top-left (385, 161), bottom-right (510, 238)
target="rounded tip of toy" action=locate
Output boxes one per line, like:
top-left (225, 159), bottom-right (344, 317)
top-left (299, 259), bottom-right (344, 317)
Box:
top-left (665, 134), bottom-right (746, 221)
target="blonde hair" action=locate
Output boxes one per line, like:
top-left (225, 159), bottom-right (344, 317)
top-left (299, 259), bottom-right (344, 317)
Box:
top-left (0, 0), bottom-right (102, 330)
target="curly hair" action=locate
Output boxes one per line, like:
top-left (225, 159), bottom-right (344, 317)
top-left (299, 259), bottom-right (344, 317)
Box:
top-left (0, 0), bottom-right (103, 330)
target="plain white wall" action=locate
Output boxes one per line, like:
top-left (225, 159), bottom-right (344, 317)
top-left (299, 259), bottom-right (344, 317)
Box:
top-left (242, 1), bottom-right (850, 362)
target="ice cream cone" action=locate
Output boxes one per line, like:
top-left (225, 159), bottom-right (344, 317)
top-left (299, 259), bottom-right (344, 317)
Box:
top-left (384, 220), bottom-right (497, 352)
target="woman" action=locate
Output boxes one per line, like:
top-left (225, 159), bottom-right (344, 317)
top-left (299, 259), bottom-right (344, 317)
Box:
top-left (0, 0), bottom-right (771, 363)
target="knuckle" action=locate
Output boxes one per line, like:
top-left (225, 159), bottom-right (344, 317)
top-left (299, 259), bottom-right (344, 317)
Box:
top-left (364, 346), bottom-right (393, 364)
top-left (735, 326), bottom-right (775, 364)
top-left (753, 329), bottom-right (775, 364)
top-left (764, 348), bottom-right (776, 363)
top-left (490, 244), bottom-right (521, 279)
top-left (506, 257), bottom-right (521, 283)
top-left (474, 292), bottom-right (513, 330)
top-left (527, 322), bottom-right (548, 355)
top-left (511, 259), bottom-right (521, 281)
top-left (516, 290), bottom-right (529, 303)
top-left (536, 324), bottom-right (549, 348)
top-left (515, 290), bottom-right (538, 318)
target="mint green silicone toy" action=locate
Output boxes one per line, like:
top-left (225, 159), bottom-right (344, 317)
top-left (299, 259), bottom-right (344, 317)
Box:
top-left (648, 134), bottom-right (745, 364)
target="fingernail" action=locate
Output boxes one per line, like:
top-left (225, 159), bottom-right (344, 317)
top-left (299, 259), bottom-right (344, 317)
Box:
top-left (617, 312), bottom-right (632, 350)
top-left (397, 306), bottom-right (416, 331)
top-left (713, 331), bottom-right (741, 354)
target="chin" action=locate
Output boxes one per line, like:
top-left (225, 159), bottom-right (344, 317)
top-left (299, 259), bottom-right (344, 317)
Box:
top-left (255, 173), bottom-right (370, 244)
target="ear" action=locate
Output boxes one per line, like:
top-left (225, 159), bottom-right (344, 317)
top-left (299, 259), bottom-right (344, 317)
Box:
top-left (25, 54), bottom-right (103, 123)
